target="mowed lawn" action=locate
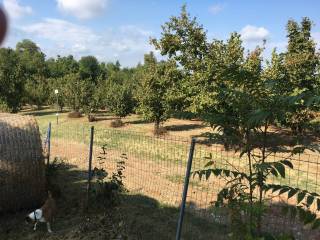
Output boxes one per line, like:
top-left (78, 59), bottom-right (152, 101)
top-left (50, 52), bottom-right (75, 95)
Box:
top-left (20, 107), bottom-right (211, 139)
top-left (20, 107), bottom-right (320, 194)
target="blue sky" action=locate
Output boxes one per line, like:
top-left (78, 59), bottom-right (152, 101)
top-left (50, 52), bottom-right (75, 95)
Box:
top-left (1, 0), bottom-right (320, 67)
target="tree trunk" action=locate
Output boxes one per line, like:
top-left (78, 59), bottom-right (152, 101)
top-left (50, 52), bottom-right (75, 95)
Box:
top-left (154, 120), bottom-right (160, 135)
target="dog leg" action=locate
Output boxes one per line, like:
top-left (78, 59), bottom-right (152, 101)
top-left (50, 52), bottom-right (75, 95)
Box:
top-left (47, 222), bottom-right (53, 233)
top-left (33, 221), bottom-right (38, 231)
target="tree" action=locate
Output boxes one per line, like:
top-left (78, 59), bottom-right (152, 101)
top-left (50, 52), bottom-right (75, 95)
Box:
top-left (155, 7), bottom-right (320, 237)
top-left (191, 36), bottom-right (320, 238)
top-left (82, 81), bottom-right (101, 121)
top-left (47, 55), bottom-right (79, 110)
top-left (16, 39), bottom-right (49, 108)
top-left (0, 48), bottom-right (25, 112)
top-left (79, 56), bottom-right (100, 83)
top-left (137, 52), bottom-right (180, 133)
top-left (151, 5), bottom-right (208, 113)
top-left (283, 18), bottom-right (320, 134)
top-left (47, 55), bottom-right (79, 78)
top-left (63, 73), bottom-right (90, 113)
top-left (48, 76), bottom-right (66, 111)
top-left (107, 84), bottom-right (134, 119)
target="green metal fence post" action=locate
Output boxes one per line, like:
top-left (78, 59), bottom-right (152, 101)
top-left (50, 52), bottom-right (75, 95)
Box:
top-left (86, 126), bottom-right (95, 209)
top-left (176, 137), bottom-right (196, 240)
top-left (47, 122), bottom-right (51, 165)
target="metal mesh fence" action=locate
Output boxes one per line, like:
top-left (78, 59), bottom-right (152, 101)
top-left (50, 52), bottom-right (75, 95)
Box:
top-left (45, 123), bottom-right (320, 239)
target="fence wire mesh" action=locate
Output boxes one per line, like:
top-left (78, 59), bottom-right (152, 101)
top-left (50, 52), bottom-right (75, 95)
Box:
top-left (44, 123), bottom-right (320, 239)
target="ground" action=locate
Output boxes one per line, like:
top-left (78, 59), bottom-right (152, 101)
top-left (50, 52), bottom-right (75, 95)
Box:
top-left (0, 155), bottom-right (227, 240)
top-left (20, 107), bottom-right (213, 139)
top-left (1, 107), bottom-right (320, 239)
top-left (1, 107), bottom-right (230, 239)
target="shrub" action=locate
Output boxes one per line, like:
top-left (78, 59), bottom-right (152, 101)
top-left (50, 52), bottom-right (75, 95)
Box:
top-left (0, 101), bottom-right (11, 112)
top-left (91, 149), bottom-right (127, 208)
top-left (68, 111), bottom-right (82, 118)
top-left (110, 119), bottom-right (125, 128)
top-left (45, 157), bottom-right (66, 199)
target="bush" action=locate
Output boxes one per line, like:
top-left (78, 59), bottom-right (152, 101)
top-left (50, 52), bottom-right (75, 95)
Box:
top-left (110, 119), bottom-right (125, 128)
top-left (45, 157), bottom-right (66, 199)
top-left (0, 100), bottom-right (11, 112)
top-left (91, 151), bottom-right (127, 208)
top-left (68, 111), bottom-right (82, 118)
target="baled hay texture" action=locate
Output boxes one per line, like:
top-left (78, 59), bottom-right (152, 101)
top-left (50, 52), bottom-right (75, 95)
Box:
top-left (0, 113), bottom-right (46, 213)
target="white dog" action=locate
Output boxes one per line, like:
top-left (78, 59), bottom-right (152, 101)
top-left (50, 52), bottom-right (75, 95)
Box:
top-left (25, 191), bottom-right (56, 233)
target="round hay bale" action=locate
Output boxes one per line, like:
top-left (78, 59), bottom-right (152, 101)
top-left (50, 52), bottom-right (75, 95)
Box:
top-left (0, 113), bottom-right (45, 213)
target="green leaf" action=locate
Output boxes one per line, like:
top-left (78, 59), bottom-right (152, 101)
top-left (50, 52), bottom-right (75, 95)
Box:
top-left (204, 161), bottom-right (214, 168)
top-left (223, 170), bottom-right (230, 177)
top-left (306, 195), bottom-right (315, 208)
top-left (271, 185), bottom-right (282, 193)
top-left (288, 188), bottom-right (298, 199)
top-left (273, 162), bottom-right (285, 178)
top-left (233, 172), bottom-right (239, 178)
top-left (280, 160), bottom-right (294, 169)
top-left (192, 171), bottom-right (198, 178)
top-left (239, 150), bottom-right (247, 158)
top-left (213, 169), bottom-right (222, 176)
top-left (270, 168), bottom-right (278, 177)
top-left (205, 170), bottom-right (211, 180)
top-left (279, 187), bottom-right (290, 195)
top-left (310, 192), bottom-right (320, 197)
top-left (297, 192), bottom-right (307, 204)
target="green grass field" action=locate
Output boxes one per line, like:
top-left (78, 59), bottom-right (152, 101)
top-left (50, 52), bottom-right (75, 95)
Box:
top-left (22, 108), bottom-right (320, 201)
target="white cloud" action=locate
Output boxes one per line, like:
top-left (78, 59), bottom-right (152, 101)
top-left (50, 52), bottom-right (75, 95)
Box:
top-left (19, 18), bottom-right (99, 46)
top-left (312, 32), bottom-right (320, 47)
top-left (209, 4), bottom-right (224, 15)
top-left (240, 25), bottom-right (270, 42)
top-left (56, 0), bottom-right (109, 19)
top-left (3, 0), bottom-right (32, 19)
top-left (15, 18), bottom-right (154, 66)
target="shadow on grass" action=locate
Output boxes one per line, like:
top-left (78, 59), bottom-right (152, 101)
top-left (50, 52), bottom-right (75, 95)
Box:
top-left (165, 123), bottom-right (204, 132)
top-left (120, 193), bottom-right (228, 240)
top-left (0, 161), bottom-right (228, 240)
top-left (21, 110), bottom-right (64, 117)
top-left (94, 116), bottom-right (120, 122)
top-left (128, 119), bottom-right (151, 125)
top-left (193, 130), bottom-right (320, 153)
